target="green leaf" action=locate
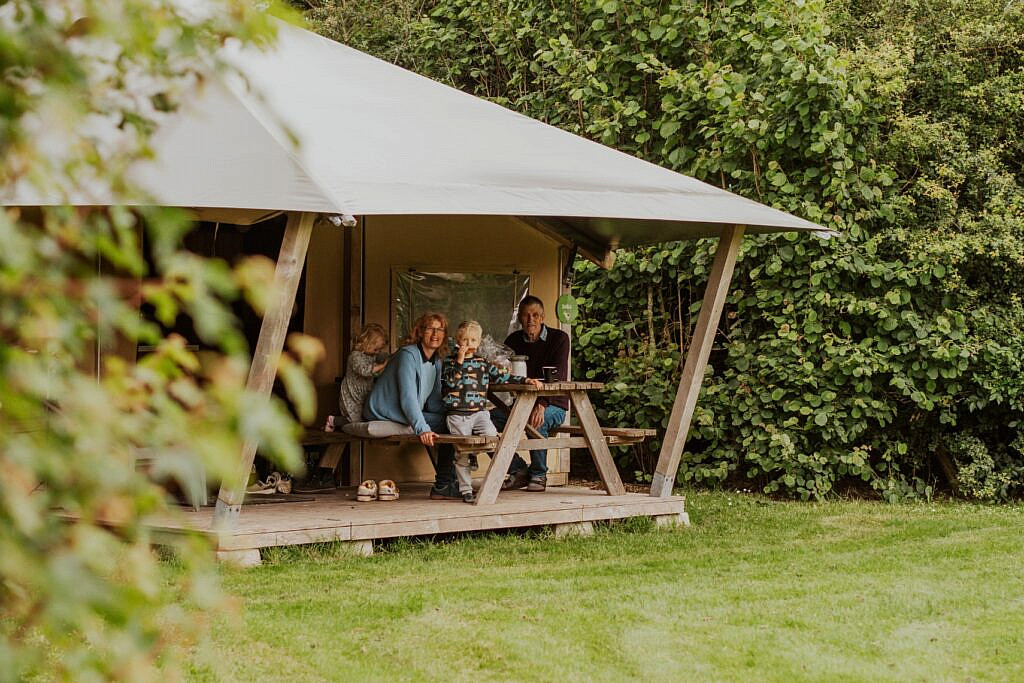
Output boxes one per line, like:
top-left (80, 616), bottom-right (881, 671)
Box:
top-left (660, 120), bottom-right (681, 138)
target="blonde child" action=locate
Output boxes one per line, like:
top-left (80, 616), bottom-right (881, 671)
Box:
top-left (325, 323), bottom-right (389, 431)
top-left (441, 320), bottom-right (541, 503)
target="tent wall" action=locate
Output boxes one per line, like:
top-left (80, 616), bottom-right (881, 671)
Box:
top-left (303, 221), bottom-right (346, 386)
top-left (354, 214), bottom-right (571, 485)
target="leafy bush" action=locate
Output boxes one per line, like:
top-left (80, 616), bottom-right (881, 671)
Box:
top-left (308, 0), bottom-right (1024, 499)
top-left (0, 2), bottom-right (315, 679)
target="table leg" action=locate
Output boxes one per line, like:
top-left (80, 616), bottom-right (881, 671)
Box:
top-left (570, 391), bottom-right (626, 496)
top-left (475, 394), bottom-right (536, 505)
top-left (489, 392), bottom-right (545, 439)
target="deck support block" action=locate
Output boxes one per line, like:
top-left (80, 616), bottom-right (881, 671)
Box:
top-left (216, 548), bottom-right (262, 568)
top-left (345, 540), bottom-right (374, 557)
top-left (653, 512), bottom-right (690, 528)
top-left (651, 224), bottom-right (746, 498)
top-left (552, 521), bottom-right (595, 538)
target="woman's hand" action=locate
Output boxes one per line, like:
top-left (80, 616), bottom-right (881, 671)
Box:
top-left (419, 431), bottom-right (437, 447)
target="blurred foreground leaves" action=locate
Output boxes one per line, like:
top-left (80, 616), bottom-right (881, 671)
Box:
top-left (0, 1), bottom-right (316, 679)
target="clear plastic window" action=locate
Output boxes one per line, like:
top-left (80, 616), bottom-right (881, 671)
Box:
top-left (392, 270), bottom-right (531, 345)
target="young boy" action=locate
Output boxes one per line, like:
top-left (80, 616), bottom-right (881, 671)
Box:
top-left (442, 320), bottom-right (541, 503)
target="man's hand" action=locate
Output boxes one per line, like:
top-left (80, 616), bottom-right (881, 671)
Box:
top-left (525, 378), bottom-right (543, 389)
top-left (529, 403), bottom-right (545, 429)
top-left (419, 431), bottom-right (437, 447)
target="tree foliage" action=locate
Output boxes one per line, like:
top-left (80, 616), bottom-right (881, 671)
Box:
top-left (0, 2), bottom-right (315, 679)
top-left (308, 0), bottom-right (1024, 501)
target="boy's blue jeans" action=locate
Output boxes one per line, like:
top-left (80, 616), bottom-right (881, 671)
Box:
top-left (491, 405), bottom-right (566, 477)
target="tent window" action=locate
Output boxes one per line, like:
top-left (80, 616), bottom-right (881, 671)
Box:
top-left (391, 270), bottom-right (531, 345)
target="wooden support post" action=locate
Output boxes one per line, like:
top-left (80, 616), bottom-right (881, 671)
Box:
top-left (475, 394), bottom-right (537, 505)
top-left (349, 442), bottom-right (364, 487)
top-left (570, 390), bottom-right (626, 496)
top-left (213, 212), bottom-right (316, 530)
top-left (650, 225), bottom-right (746, 498)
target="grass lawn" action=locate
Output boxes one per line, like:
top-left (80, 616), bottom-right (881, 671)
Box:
top-left (187, 492), bottom-right (1024, 682)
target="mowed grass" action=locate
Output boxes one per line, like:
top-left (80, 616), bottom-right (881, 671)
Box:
top-left (187, 492), bottom-right (1024, 682)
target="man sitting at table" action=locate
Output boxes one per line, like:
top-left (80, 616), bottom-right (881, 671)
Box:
top-left (364, 312), bottom-right (461, 500)
top-left (494, 295), bottom-right (570, 493)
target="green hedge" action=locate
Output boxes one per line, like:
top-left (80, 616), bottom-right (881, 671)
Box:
top-left (307, 0), bottom-right (1024, 500)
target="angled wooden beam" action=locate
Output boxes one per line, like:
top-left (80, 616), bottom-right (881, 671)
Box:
top-left (213, 211), bottom-right (316, 530)
top-left (650, 225), bottom-right (746, 498)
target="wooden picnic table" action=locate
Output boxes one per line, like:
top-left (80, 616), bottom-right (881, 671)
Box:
top-left (475, 381), bottom-right (626, 505)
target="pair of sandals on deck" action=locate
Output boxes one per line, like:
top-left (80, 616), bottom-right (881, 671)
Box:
top-left (356, 479), bottom-right (399, 502)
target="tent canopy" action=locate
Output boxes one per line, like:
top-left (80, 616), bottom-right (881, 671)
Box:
top-left (5, 20), bottom-right (828, 263)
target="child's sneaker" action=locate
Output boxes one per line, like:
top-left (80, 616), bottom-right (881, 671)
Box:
top-left (356, 480), bottom-right (378, 502)
top-left (378, 479), bottom-right (400, 501)
top-left (468, 454), bottom-right (479, 472)
top-left (461, 490), bottom-right (476, 504)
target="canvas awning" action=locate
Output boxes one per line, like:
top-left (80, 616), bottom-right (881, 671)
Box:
top-left (4, 19), bottom-right (829, 264)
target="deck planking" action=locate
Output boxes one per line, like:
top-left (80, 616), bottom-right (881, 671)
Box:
top-left (147, 484), bottom-right (686, 551)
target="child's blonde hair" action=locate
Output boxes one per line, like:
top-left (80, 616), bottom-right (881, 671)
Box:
top-left (455, 320), bottom-right (483, 341)
top-left (352, 323), bottom-right (387, 353)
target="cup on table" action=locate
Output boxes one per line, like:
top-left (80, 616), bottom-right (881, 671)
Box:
top-left (542, 366), bottom-right (558, 383)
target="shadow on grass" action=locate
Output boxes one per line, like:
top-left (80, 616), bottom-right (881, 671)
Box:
top-left (257, 514), bottom-right (675, 565)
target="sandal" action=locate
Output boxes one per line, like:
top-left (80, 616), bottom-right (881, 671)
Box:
top-left (246, 471), bottom-right (281, 495)
top-left (377, 479), bottom-right (399, 501)
top-left (356, 479), bottom-right (378, 502)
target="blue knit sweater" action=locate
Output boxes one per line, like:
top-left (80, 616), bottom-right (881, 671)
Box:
top-left (364, 344), bottom-right (444, 434)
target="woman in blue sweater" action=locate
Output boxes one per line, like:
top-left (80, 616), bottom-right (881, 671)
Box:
top-left (364, 312), bottom-right (460, 499)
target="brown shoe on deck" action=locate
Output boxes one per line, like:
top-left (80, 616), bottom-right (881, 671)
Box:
top-left (526, 475), bottom-right (547, 492)
top-left (501, 470), bottom-right (531, 491)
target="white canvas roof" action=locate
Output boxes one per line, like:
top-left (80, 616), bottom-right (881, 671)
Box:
top-left (5, 20), bottom-right (829, 256)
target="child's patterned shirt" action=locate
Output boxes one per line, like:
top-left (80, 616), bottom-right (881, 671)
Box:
top-left (441, 355), bottom-right (525, 413)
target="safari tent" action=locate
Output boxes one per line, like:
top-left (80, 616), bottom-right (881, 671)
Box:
top-left (5, 19), bottom-right (826, 563)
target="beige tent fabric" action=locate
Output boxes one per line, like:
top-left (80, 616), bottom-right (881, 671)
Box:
top-left (3, 20), bottom-right (829, 247)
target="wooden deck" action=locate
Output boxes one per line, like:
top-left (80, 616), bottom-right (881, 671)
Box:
top-left (148, 484), bottom-right (688, 563)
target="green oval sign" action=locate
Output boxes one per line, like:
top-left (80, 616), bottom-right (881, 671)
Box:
top-left (556, 293), bottom-right (579, 323)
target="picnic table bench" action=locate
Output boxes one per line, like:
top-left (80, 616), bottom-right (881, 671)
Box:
top-left (301, 424), bottom-right (654, 462)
